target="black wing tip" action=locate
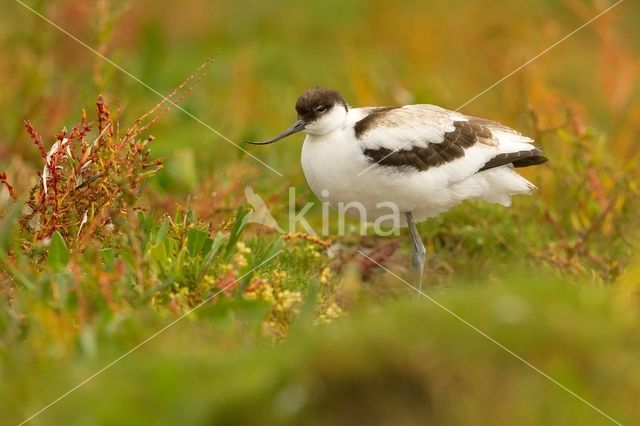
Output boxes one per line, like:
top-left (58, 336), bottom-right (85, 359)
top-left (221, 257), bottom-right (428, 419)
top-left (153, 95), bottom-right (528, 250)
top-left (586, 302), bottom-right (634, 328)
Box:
top-left (512, 155), bottom-right (549, 168)
top-left (479, 149), bottom-right (548, 172)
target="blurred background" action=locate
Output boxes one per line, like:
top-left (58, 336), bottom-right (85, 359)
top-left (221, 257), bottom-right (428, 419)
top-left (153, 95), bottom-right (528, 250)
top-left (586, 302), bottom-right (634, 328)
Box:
top-left (2, 0), bottom-right (639, 185)
top-left (1, 0), bottom-right (640, 424)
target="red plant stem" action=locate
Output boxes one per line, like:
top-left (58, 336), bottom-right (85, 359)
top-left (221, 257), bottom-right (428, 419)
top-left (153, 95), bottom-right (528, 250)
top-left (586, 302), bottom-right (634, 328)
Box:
top-left (0, 171), bottom-right (17, 200)
top-left (24, 121), bottom-right (47, 159)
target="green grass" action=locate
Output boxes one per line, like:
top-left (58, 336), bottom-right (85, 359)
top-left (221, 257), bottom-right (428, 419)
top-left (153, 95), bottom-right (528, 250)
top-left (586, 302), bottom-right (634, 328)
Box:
top-left (1, 0), bottom-right (640, 424)
top-left (4, 276), bottom-right (640, 425)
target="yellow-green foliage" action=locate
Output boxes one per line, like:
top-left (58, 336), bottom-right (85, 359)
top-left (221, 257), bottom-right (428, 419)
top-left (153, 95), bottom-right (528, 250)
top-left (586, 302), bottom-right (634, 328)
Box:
top-left (1, 0), bottom-right (640, 424)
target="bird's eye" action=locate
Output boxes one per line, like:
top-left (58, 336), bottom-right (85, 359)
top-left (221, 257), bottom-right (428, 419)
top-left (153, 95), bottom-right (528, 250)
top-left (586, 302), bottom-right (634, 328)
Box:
top-left (315, 105), bottom-right (328, 113)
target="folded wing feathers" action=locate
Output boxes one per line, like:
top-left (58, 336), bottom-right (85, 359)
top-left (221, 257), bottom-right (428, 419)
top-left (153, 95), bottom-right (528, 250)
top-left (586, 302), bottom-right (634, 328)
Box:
top-left (357, 105), bottom-right (547, 174)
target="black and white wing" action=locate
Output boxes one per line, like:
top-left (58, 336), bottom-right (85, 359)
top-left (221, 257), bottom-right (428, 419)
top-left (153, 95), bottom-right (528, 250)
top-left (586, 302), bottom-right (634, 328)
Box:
top-left (353, 104), bottom-right (547, 175)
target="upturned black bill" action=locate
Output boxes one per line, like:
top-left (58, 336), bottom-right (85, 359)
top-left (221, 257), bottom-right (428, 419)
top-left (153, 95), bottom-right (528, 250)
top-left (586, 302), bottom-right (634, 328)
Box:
top-left (246, 120), bottom-right (305, 145)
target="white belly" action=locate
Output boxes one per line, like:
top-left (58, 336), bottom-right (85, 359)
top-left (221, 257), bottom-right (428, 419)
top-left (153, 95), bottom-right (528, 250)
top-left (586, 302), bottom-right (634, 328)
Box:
top-left (300, 130), bottom-right (533, 227)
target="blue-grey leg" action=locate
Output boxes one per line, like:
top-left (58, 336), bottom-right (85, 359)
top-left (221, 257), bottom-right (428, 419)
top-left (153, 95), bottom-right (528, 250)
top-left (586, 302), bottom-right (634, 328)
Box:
top-left (405, 212), bottom-right (425, 291)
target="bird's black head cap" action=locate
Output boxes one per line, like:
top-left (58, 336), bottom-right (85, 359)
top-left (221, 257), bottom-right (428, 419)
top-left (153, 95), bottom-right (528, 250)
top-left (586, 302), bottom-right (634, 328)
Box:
top-left (295, 87), bottom-right (348, 122)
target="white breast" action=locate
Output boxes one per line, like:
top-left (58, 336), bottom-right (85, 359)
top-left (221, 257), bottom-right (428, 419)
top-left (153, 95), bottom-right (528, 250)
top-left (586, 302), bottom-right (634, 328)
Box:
top-left (301, 128), bottom-right (370, 206)
top-left (302, 131), bottom-right (455, 225)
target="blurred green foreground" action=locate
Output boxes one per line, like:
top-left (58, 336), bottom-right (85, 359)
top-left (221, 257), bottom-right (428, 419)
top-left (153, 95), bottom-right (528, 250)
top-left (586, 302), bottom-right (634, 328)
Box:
top-left (4, 274), bottom-right (640, 425)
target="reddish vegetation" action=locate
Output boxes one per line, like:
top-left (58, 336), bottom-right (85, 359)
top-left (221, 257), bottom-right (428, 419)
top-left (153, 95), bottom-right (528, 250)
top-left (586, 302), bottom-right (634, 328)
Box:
top-left (18, 96), bottom-right (163, 248)
top-left (3, 58), bottom-right (214, 253)
top-left (0, 172), bottom-right (15, 201)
